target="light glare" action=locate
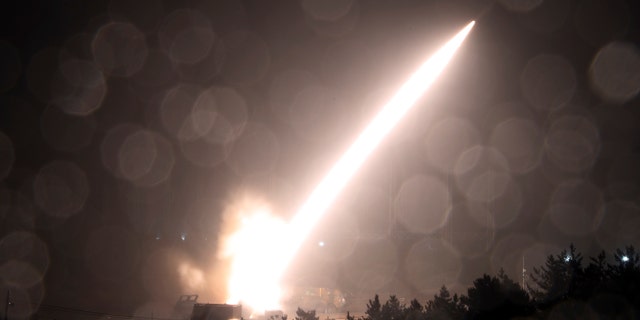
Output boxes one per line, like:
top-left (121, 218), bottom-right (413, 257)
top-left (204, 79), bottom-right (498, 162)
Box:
top-left (223, 21), bottom-right (475, 313)
top-left (286, 20), bottom-right (475, 266)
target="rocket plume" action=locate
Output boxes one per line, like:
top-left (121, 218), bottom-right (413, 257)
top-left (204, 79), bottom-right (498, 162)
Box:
top-left (223, 21), bottom-right (475, 313)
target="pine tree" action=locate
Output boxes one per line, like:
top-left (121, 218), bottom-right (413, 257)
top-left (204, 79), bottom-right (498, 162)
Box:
top-left (424, 286), bottom-right (464, 320)
top-left (405, 299), bottom-right (424, 320)
top-left (364, 294), bottom-right (382, 320)
top-left (462, 270), bottom-right (533, 319)
top-left (528, 244), bottom-right (583, 305)
top-left (294, 307), bottom-right (319, 320)
top-left (380, 295), bottom-right (404, 320)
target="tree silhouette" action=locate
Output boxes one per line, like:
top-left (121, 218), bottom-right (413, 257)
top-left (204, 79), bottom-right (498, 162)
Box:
top-left (294, 307), bottom-right (318, 320)
top-left (424, 286), bottom-right (464, 320)
top-left (380, 295), bottom-right (404, 320)
top-left (364, 294), bottom-right (382, 320)
top-left (347, 245), bottom-right (640, 319)
top-left (404, 299), bottom-right (424, 320)
top-left (607, 246), bottom-right (640, 310)
top-left (528, 244), bottom-right (583, 305)
top-left (461, 270), bottom-right (533, 319)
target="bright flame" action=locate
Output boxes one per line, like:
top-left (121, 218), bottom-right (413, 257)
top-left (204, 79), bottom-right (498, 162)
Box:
top-left (222, 21), bottom-right (475, 313)
top-left (220, 195), bottom-right (289, 313)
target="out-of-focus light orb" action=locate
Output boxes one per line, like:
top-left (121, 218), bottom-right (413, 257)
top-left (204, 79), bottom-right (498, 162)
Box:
top-left (92, 21), bottom-right (148, 77)
top-left (520, 54), bottom-right (576, 112)
top-left (34, 160), bottom-right (90, 219)
top-left (622, 255), bottom-right (630, 262)
top-left (395, 174), bottom-right (451, 234)
top-left (318, 241), bottom-right (325, 247)
top-left (564, 255), bottom-right (571, 262)
top-left (589, 41), bottom-right (640, 104)
top-left (180, 233), bottom-right (186, 241)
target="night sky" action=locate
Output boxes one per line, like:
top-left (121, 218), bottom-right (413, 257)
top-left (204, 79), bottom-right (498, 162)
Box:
top-left (1, 0), bottom-right (640, 318)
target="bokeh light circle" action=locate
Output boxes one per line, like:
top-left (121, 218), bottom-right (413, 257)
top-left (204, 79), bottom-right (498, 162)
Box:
top-left (548, 179), bottom-right (604, 237)
top-left (405, 238), bottom-right (461, 293)
top-left (589, 41), bottom-right (640, 104)
top-left (521, 54), bottom-right (576, 112)
top-left (52, 58), bottom-right (107, 116)
top-left (454, 146), bottom-right (512, 202)
top-left (489, 117), bottom-right (543, 174)
top-left (118, 129), bottom-right (174, 187)
top-left (0, 231), bottom-right (50, 279)
top-left (33, 160), bottom-right (89, 219)
top-left (424, 117), bottom-right (480, 173)
top-left (544, 115), bottom-right (600, 173)
top-left (225, 123), bottom-right (280, 177)
top-left (394, 174), bottom-right (451, 234)
top-left (92, 21), bottom-right (148, 77)
top-left (158, 9), bottom-right (216, 64)
top-left (180, 86), bottom-right (249, 168)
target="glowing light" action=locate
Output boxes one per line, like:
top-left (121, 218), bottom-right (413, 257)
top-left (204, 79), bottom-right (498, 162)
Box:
top-left (318, 241), bottom-right (325, 247)
top-left (286, 20), bottom-right (475, 265)
top-left (222, 21), bottom-right (475, 313)
top-left (221, 197), bottom-right (290, 313)
top-left (564, 255), bottom-right (571, 262)
top-left (622, 255), bottom-right (630, 262)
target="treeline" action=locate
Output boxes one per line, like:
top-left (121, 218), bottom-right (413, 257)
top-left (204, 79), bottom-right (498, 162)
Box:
top-left (293, 245), bottom-right (640, 319)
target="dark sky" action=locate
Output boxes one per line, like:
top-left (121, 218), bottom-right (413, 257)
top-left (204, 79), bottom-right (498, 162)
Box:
top-left (1, 0), bottom-right (639, 318)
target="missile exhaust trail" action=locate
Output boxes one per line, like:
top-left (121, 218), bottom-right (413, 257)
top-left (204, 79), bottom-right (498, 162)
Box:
top-left (223, 21), bottom-right (476, 313)
top-left (285, 21), bottom-right (476, 266)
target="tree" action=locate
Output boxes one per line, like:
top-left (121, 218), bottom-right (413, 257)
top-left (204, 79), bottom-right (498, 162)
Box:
top-left (462, 270), bottom-right (533, 319)
top-left (294, 307), bottom-right (318, 320)
top-left (380, 295), bottom-right (404, 320)
top-left (364, 295), bottom-right (382, 320)
top-left (528, 244), bottom-right (583, 305)
top-left (607, 246), bottom-right (640, 310)
top-left (424, 286), bottom-right (464, 320)
top-left (405, 299), bottom-right (424, 320)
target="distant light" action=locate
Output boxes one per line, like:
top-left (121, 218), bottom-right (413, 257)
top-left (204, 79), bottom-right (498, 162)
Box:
top-left (622, 255), bottom-right (630, 262)
top-left (318, 241), bottom-right (325, 247)
top-left (564, 255), bottom-right (571, 262)
top-left (155, 234), bottom-right (161, 240)
top-left (181, 233), bottom-right (187, 241)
